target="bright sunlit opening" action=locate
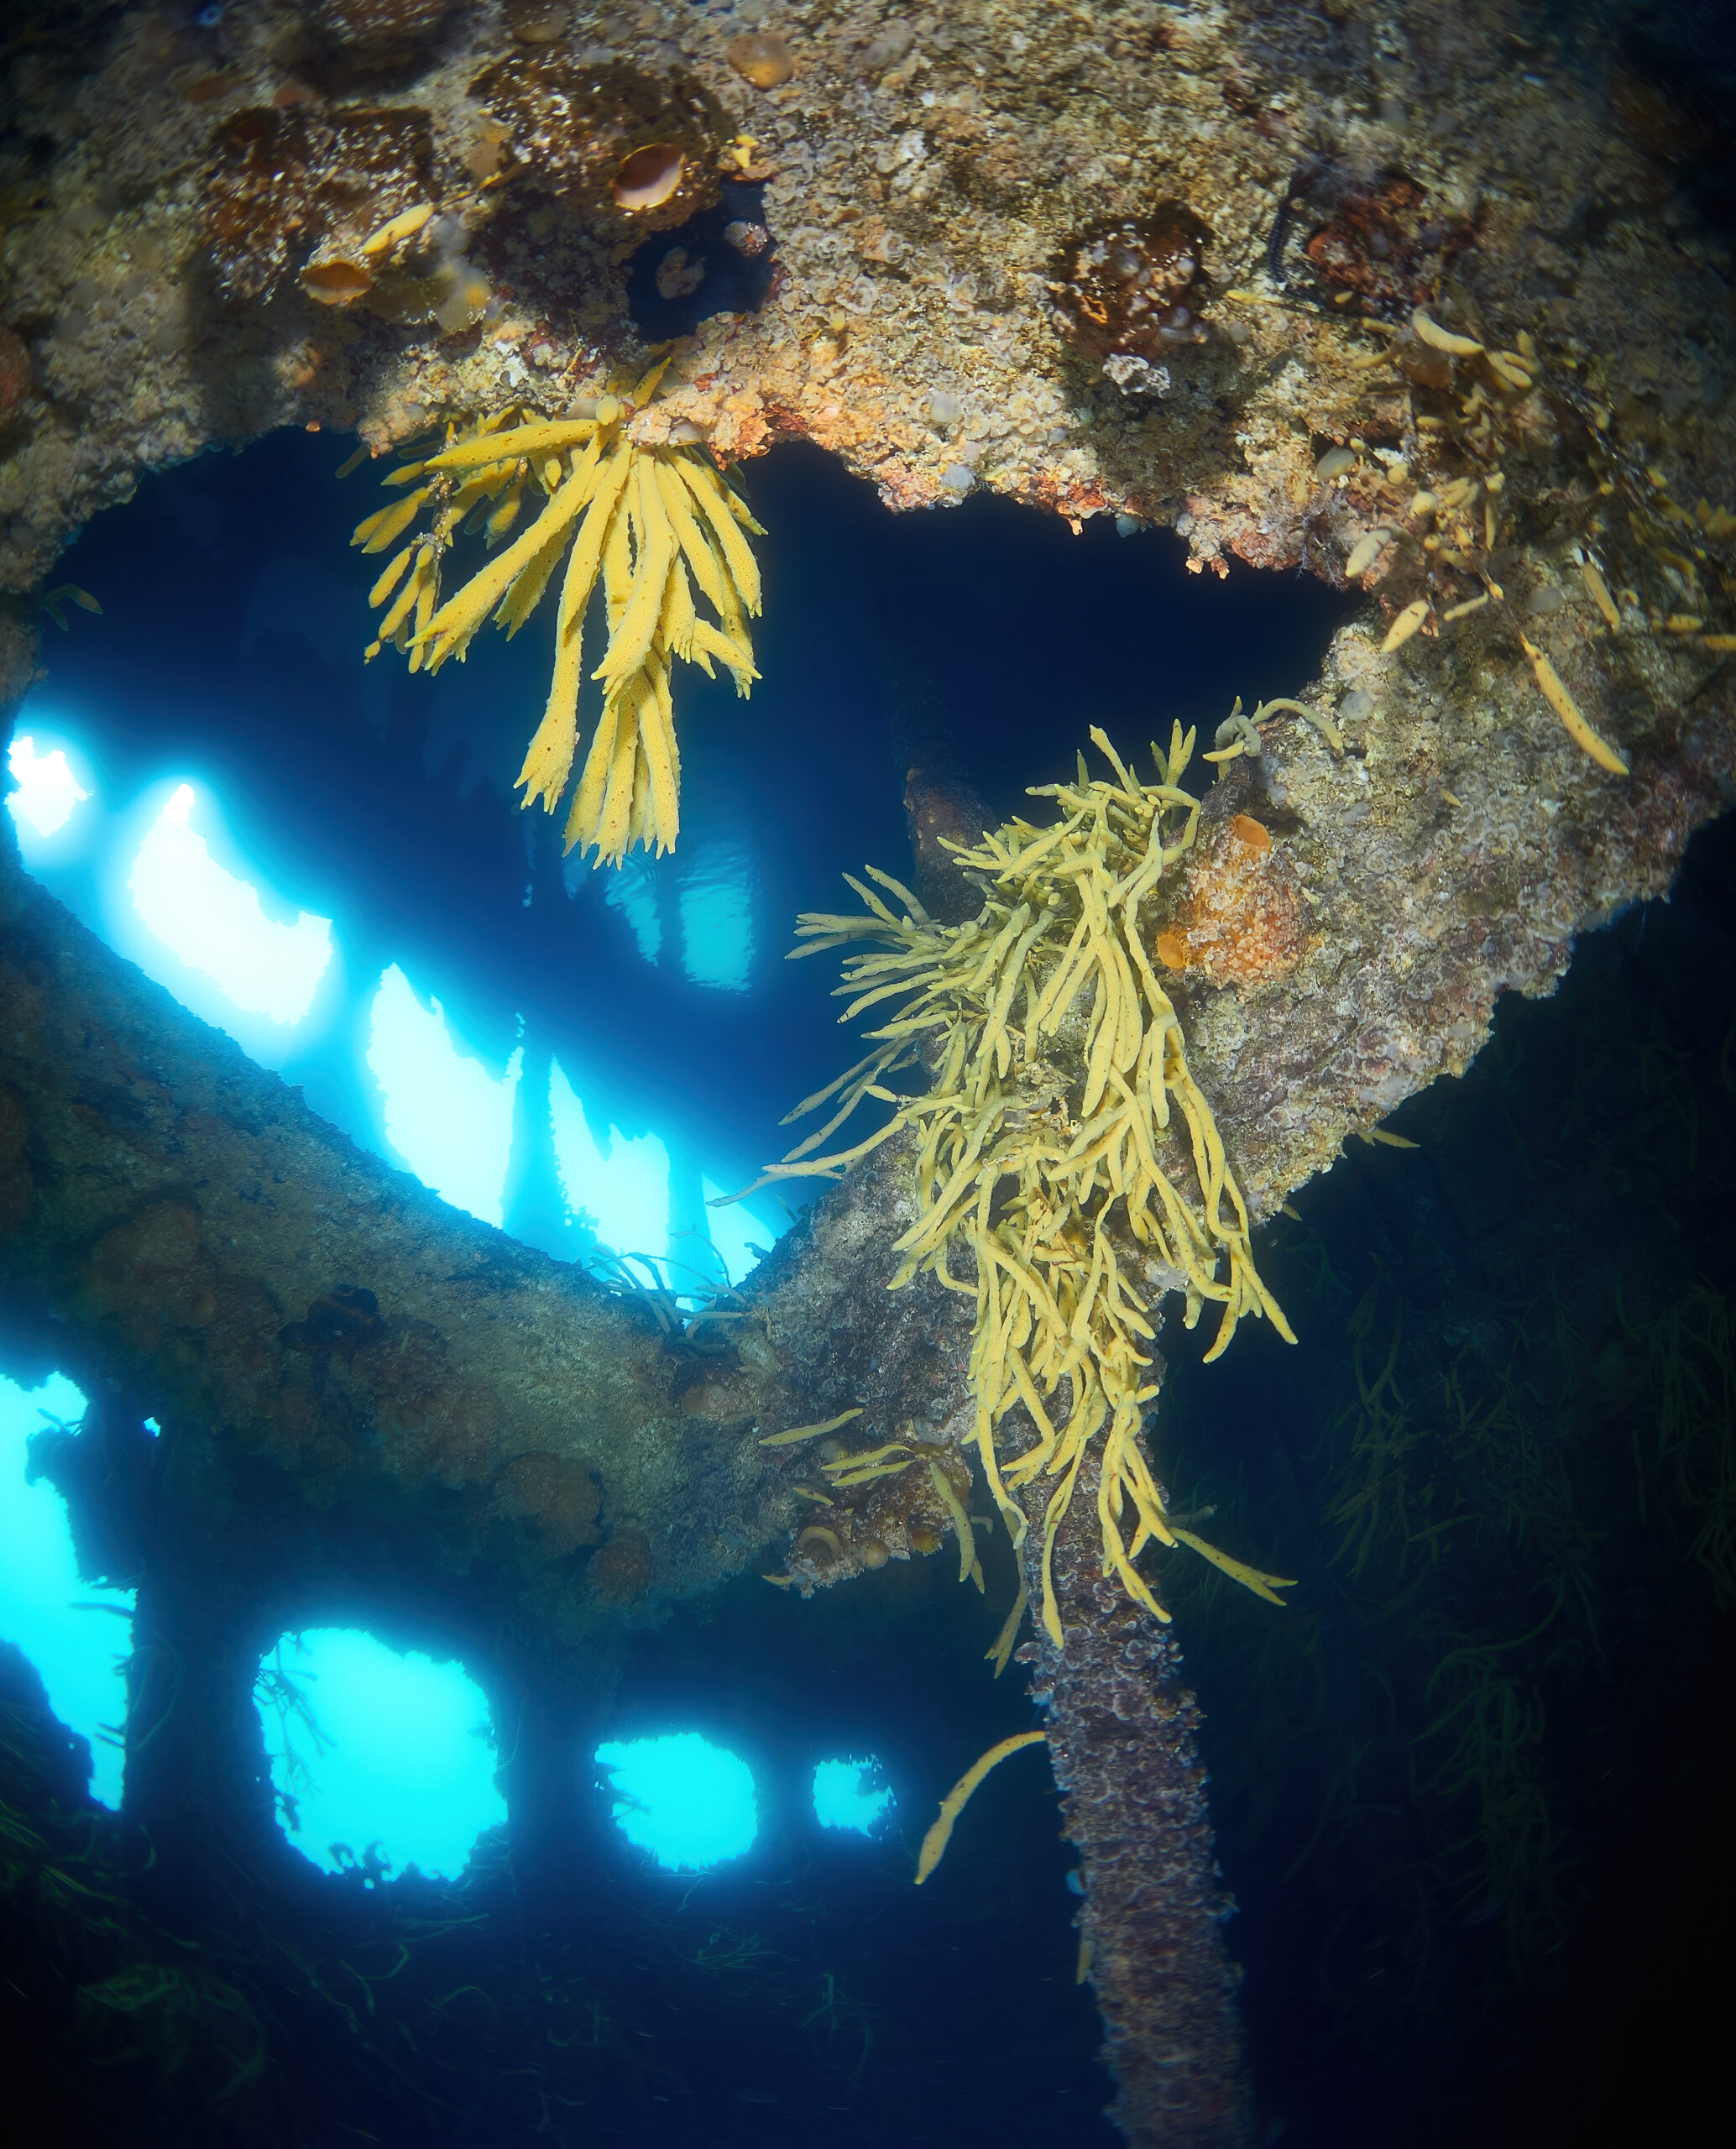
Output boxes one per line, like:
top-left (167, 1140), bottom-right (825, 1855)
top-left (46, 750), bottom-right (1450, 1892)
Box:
top-left (257, 1628), bottom-right (505, 1882)
top-left (0, 1373), bottom-right (133, 1808)
top-left (595, 1731), bottom-right (759, 1871)
top-left (367, 965), bottom-right (523, 1227)
top-left (549, 1058), bottom-right (672, 1268)
top-left (813, 1754), bottom-right (894, 1837)
top-left (6, 735), bottom-right (92, 839)
top-left (128, 783), bottom-right (332, 1024)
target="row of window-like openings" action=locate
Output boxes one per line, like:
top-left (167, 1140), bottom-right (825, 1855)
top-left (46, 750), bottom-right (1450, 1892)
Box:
top-left (3, 1374), bottom-right (892, 1880)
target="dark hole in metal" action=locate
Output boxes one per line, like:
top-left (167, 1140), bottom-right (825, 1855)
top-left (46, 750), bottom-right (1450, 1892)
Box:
top-left (625, 178), bottom-right (777, 339)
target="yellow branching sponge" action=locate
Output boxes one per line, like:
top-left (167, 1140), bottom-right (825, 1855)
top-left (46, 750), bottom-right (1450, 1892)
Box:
top-left (351, 360), bottom-right (763, 865)
top-left (914, 1731), bottom-right (1048, 1884)
top-left (734, 724), bottom-right (1297, 1644)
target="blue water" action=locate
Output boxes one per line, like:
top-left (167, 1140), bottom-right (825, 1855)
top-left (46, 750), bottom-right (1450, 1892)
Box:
top-left (3, 430), bottom-right (1352, 2149)
top-left (0, 1371), bottom-right (130, 1807)
top-left (13, 434), bottom-right (1347, 1279)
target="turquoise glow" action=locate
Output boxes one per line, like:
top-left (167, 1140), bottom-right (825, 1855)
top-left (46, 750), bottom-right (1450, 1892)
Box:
top-left (603, 852), bottom-right (663, 964)
top-left (700, 1174), bottom-right (776, 1288)
top-left (128, 782), bottom-right (333, 1026)
top-left (0, 1373), bottom-right (133, 1808)
top-left (588, 836), bottom-right (756, 991)
top-left (367, 964), bottom-right (523, 1227)
top-left (813, 1755), bottom-right (894, 1837)
top-left (594, 1731), bottom-right (759, 1870)
top-left (549, 1055), bottom-right (672, 1265)
top-left (257, 1628), bottom-right (505, 1882)
top-left (6, 733), bottom-right (92, 839)
top-left (677, 836), bottom-right (756, 992)
top-left (9, 724), bottom-right (792, 1288)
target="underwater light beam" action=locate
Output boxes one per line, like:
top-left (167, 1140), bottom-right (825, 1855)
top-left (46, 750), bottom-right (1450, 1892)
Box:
top-left (366, 965), bottom-right (523, 1228)
top-left (6, 734), bottom-right (92, 839)
top-left (128, 782), bottom-right (332, 1023)
top-left (548, 1057), bottom-right (673, 1267)
top-left (677, 835), bottom-right (756, 993)
top-left (603, 852), bottom-right (663, 965)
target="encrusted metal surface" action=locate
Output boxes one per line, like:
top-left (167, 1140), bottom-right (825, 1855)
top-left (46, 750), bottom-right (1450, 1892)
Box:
top-left (1018, 1439), bottom-right (1252, 2149)
top-left (3, 5), bottom-right (1736, 2143)
top-left (3, 1), bottom-right (1731, 592)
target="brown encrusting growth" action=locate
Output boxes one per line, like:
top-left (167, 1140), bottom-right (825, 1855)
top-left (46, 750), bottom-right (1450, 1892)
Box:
top-left (2, 0), bottom-right (1730, 602)
top-left (468, 50), bottom-right (730, 235)
top-left (1048, 204), bottom-right (1211, 369)
top-left (206, 102), bottom-right (434, 303)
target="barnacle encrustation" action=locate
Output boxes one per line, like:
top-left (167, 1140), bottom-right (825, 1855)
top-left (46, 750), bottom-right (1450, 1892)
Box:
top-left (1331, 293), bottom-right (1736, 775)
top-left (350, 358), bottom-right (762, 866)
top-left (1272, 159), bottom-right (1473, 322)
top-left (311, 0), bottom-right (458, 70)
top-left (729, 725), bottom-right (1297, 1643)
top-left (468, 51), bottom-right (730, 237)
top-left (205, 102), bottom-right (433, 304)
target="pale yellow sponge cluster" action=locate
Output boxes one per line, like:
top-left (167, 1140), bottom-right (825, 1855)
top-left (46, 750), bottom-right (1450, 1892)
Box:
top-left (352, 361), bottom-right (762, 865)
top-left (735, 725), bottom-right (1296, 1643)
